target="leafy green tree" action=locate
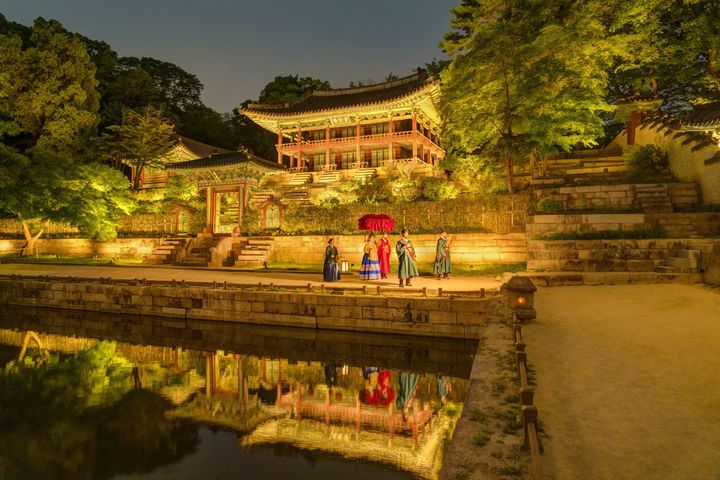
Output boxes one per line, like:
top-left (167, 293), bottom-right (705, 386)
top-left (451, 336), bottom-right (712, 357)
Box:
top-left (440, 0), bottom-right (616, 193)
top-left (126, 57), bottom-right (203, 114)
top-left (0, 19), bottom-right (135, 253)
top-left (257, 74), bottom-right (331, 104)
top-left (98, 106), bottom-right (176, 190)
top-left (1, 18), bottom-right (100, 153)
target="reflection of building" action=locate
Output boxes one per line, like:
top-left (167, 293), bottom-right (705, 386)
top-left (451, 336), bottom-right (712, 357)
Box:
top-left (242, 73), bottom-right (444, 173)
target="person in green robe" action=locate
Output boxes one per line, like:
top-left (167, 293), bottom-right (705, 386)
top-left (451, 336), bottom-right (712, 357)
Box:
top-left (434, 230), bottom-right (451, 280)
top-left (396, 228), bottom-right (419, 287)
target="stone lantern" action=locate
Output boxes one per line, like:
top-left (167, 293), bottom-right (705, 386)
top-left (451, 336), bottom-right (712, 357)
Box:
top-left (501, 276), bottom-right (537, 322)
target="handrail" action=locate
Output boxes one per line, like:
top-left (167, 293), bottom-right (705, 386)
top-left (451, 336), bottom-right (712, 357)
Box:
top-left (513, 315), bottom-right (544, 480)
top-left (277, 130), bottom-right (419, 149)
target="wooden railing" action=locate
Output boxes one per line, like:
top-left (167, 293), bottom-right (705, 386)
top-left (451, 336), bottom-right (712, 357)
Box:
top-left (277, 130), bottom-right (419, 150)
top-left (513, 315), bottom-right (544, 480)
top-left (0, 273), bottom-right (501, 299)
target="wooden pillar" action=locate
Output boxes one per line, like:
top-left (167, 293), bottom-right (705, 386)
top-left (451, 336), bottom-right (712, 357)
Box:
top-left (238, 183), bottom-right (246, 230)
top-left (355, 118), bottom-right (361, 165)
top-left (628, 110), bottom-right (640, 146)
top-left (205, 187), bottom-right (213, 232)
top-left (277, 130), bottom-right (283, 164)
top-left (296, 127), bottom-right (302, 170)
top-left (388, 116), bottom-right (394, 162)
top-left (412, 111), bottom-right (418, 160)
top-left (325, 124), bottom-right (331, 168)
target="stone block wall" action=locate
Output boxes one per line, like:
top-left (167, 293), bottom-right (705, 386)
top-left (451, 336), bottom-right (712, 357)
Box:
top-left (269, 233), bottom-right (528, 266)
top-left (0, 278), bottom-right (495, 339)
top-left (527, 238), bottom-right (720, 272)
top-left (611, 123), bottom-right (720, 204)
top-left (527, 214), bottom-right (651, 237)
top-left (0, 238), bottom-right (163, 258)
top-left (0, 305), bottom-right (478, 377)
top-left (534, 182), bottom-right (699, 211)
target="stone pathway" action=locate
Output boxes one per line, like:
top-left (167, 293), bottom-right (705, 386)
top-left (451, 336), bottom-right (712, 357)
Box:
top-left (524, 284), bottom-right (720, 480)
top-left (0, 263), bottom-right (502, 292)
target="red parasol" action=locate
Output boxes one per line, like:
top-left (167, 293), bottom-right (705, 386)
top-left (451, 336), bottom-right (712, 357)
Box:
top-left (358, 214), bottom-right (395, 232)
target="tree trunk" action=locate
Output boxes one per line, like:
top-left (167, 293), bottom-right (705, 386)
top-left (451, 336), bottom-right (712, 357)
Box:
top-left (21, 220), bottom-right (43, 257)
top-left (503, 149), bottom-right (514, 194)
top-left (133, 165), bottom-right (143, 190)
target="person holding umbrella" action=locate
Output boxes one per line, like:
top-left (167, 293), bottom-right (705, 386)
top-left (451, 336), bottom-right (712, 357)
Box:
top-left (396, 228), bottom-right (419, 287)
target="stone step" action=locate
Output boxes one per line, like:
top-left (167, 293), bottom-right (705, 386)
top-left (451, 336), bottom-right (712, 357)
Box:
top-left (235, 259), bottom-right (264, 268)
top-left (239, 249), bottom-right (269, 255)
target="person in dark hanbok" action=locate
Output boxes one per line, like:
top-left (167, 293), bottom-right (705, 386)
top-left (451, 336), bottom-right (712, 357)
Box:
top-left (434, 230), bottom-right (452, 280)
top-left (396, 228), bottom-right (419, 287)
top-left (323, 238), bottom-right (340, 282)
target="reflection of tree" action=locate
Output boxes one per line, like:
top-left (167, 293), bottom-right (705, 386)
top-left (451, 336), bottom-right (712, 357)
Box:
top-left (0, 342), bottom-right (200, 480)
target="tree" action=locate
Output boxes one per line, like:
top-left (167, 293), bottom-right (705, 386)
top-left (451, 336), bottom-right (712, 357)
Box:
top-left (257, 74), bottom-right (331, 104)
top-left (98, 106), bottom-right (176, 190)
top-left (440, 0), bottom-right (616, 192)
top-left (0, 19), bottom-right (134, 253)
top-left (1, 18), bottom-right (100, 153)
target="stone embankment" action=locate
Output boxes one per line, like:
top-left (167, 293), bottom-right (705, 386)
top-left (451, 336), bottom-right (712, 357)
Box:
top-left (0, 275), bottom-right (497, 339)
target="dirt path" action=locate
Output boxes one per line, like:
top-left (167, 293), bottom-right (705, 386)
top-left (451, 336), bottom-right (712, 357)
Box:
top-left (525, 284), bottom-right (720, 480)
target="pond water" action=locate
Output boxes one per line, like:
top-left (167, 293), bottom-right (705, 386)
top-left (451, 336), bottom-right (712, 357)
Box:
top-left (0, 306), bottom-right (477, 480)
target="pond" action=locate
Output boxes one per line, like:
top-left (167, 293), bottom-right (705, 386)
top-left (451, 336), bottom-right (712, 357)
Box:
top-left (0, 306), bottom-right (477, 480)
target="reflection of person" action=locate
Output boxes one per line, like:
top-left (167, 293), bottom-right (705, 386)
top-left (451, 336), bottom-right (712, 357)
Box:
top-left (396, 228), bottom-right (419, 287)
top-left (436, 374), bottom-right (453, 405)
top-left (396, 371), bottom-right (419, 417)
top-left (360, 233), bottom-right (380, 281)
top-left (377, 231), bottom-right (391, 279)
top-left (359, 369), bottom-right (395, 406)
top-left (323, 238), bottom-right (340, 282)
top-left (434, 230), bottom-right (451, 280)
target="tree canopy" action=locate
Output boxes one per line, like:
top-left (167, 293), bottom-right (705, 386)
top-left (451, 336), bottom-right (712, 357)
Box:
top-left (258, 74), bottom-right (331, 104)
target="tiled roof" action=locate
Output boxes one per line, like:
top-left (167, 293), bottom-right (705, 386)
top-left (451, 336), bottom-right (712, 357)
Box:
top-left (168, 150), bottom-right (280, 171)
top-left (681, 101), bottom-right (720, 130)
top-left (244, 73), bottom-right (433, 115)
top-left (175, 135), bottom-right (233, 158)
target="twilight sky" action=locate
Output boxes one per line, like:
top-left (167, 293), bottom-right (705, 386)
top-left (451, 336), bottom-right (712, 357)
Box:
top-left (0, 0), bottom-right (457, 112)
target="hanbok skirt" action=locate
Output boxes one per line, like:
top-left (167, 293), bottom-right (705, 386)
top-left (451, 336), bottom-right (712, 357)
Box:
top-left (360, 253), bottom-right (380, 280)
top-left (323, 261), bottom-right (340, 282)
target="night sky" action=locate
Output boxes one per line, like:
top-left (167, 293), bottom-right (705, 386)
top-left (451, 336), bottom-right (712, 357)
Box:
top-left (0, 0), bottom-right (457, 112)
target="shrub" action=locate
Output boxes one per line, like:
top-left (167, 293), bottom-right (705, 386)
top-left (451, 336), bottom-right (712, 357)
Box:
top-left (389, 177), bottom-right (421, 203)
top-left (537, 197), bottom-right (564, 214)
top-left (310, 185), bottom-right (359, 209)
top-left (422, 178), bottom-right (460, 201)
top-left (624, 144), bottom-right (669, 172)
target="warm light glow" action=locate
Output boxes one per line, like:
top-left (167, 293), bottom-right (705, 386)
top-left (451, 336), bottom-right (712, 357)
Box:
top-left (341, 260), bottom-right (349, 272)
top-left (517, 296), bottom-right (526, 305)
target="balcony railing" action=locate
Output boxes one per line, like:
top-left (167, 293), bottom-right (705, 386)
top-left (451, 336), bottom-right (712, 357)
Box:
top-left (277, 131), bottom-right (418, 150)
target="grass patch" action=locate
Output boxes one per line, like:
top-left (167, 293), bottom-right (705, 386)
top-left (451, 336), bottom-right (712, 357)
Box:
top-left (264, 262), bottom-right (323, 272)
top-left (533, 228), bottom-right (667, 241)
top-left (469, 410), bottom-right (487, 423)
top-left (472, 431), bottom-right (491, 447)
top-left (1, 255), bottom-right (143, 265)
top-left (498, 464), bottom-right (523, 476)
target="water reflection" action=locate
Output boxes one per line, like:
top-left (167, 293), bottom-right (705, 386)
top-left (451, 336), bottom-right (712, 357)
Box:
top-left (0, 306), bottom-right (476, 480)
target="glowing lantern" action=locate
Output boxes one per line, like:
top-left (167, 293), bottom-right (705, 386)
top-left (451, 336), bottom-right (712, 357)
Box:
top-left (501, 276), bottom-right (537, 322)
top-left (340, 260), bottom-right (350, 273)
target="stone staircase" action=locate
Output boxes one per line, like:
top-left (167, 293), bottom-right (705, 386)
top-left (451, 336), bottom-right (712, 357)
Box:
top-left (175, 236), bottom-right (222, 267)
top-left (232, 237), bottom-right (275, 268)
top-left (318, 171), bottom-right (340, 184)
top-left (635, 184), bottom-right (674, 213)
top-left (142, 238), bottom-right (189, 265)
top-left (651, 214), bottom-right (699, 238)
top-left (353, 168), bottom-right (376, 183)
top-left (288, 172), bottom-right (312, 186)
top-left (249, 190), bottom-right (274, 206)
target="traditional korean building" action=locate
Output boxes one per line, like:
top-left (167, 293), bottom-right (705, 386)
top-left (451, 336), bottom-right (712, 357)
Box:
top-left (242, 73), bottom-right (444, 173)
top-left (168, 148), bottom-right (281, 234)
top-left (138, 135), bottom-right (233, 188)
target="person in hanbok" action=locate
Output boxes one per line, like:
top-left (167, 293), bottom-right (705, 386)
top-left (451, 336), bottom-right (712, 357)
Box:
top-left (434, 230), bottom-right (451, 280)
top-left (396, 228), bottom-right (419, 287)
top-left (377, 231), bottom-right (391, 279)
top-left (323, 238), bottom-right (340, 282)
top-left (360, 233), bottom-right (380, 281)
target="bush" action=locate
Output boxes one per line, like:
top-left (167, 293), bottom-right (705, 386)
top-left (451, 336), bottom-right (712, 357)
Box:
top-left (389, 177), bottom-right (421, 203)
top-left (624, 144), bottom-right (669, 172)
top-left (448, 154), bottom-right (507, 195)
top-left (310, 185), bottom-right (359, 209)
top-left (422, 178), bottom-right (460, 201)
top-left (537, 197), bottom-right (564, 214)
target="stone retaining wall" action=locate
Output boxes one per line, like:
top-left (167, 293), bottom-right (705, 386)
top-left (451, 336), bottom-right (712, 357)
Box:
top-left (0, 305), bottom-right (478, 378)
top-left (269, 233), bottom-right (528, 265)
top-left (0, 277), bottom-right (494, 339)
top-left (534, 182), bottom-right (699, 211)
top-left (0, 237), bottom-right (164, 258)
top-left (527, 238), bottom-right (720, 272)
